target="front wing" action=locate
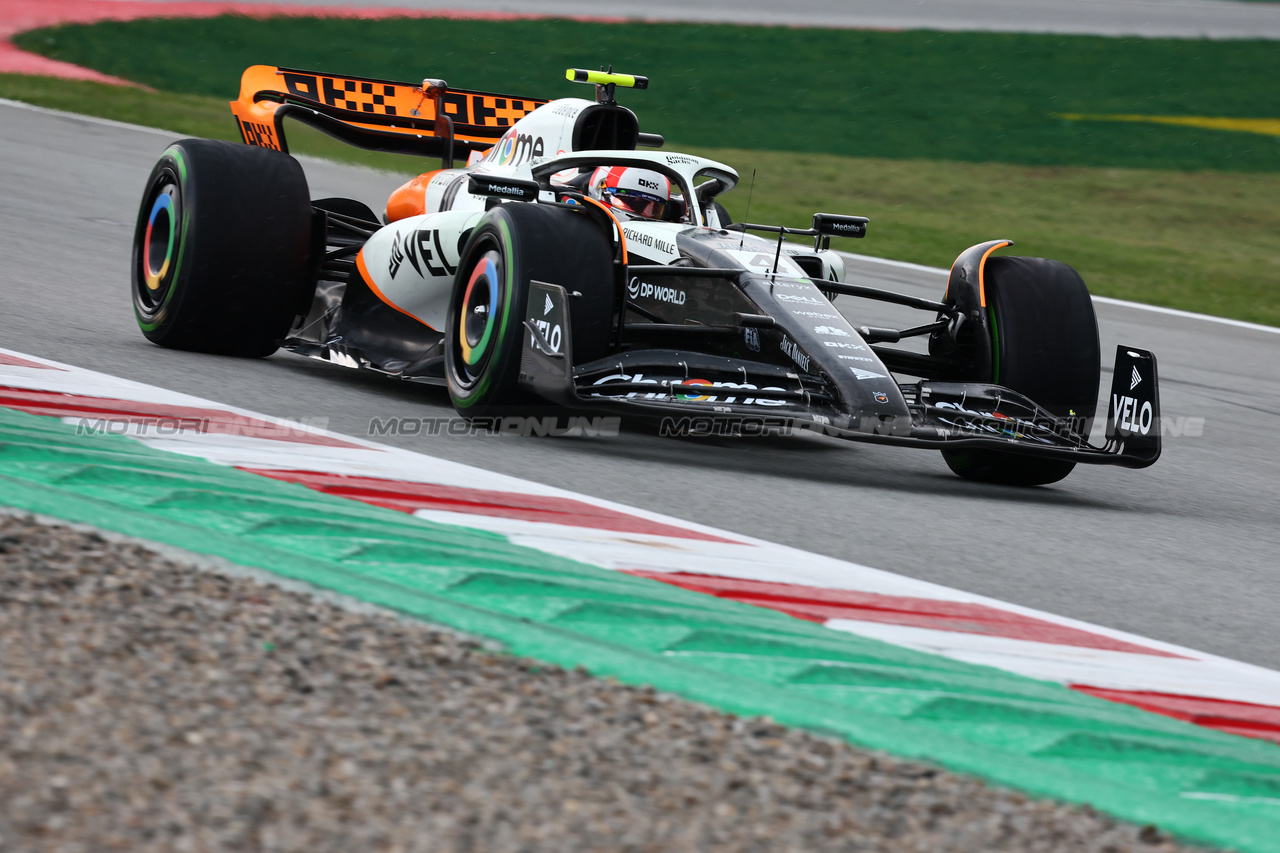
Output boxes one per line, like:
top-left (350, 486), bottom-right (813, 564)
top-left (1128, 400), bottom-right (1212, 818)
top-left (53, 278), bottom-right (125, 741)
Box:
top-left (520, 283), bottom-right (1161, 469)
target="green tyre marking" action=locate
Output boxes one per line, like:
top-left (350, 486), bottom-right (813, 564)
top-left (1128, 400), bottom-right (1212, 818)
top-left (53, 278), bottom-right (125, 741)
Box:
top-left (495, 217), bottom-right (514, 362)
top-left (170, 147), bottom-right (189, 290)
top-left (134, 146), bottom-right (189, 334)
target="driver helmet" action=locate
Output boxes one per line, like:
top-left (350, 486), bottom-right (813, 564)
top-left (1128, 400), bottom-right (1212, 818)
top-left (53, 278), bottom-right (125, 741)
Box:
top-left (588, 166), bottom-right (670, 220)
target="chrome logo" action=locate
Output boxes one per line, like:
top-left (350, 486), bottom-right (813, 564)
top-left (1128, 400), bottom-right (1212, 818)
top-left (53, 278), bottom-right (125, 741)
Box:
top-left (143, 192), bottom-right (176, 291)
top-left (498, 133), bottom-right (516, 165)
top-left (459, 255), bottom-right (500, 366)
top-left (676, 378), bottom-right (714, 402)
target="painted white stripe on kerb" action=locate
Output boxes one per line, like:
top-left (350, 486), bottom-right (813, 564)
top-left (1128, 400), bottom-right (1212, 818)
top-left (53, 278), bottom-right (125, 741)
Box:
top-left (826, 619), bottom-right (1280, 707)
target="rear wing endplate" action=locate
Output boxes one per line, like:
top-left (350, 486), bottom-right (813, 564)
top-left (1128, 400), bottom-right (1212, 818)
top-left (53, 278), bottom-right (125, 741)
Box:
top-left (230, 65), bottom-right (548, 164)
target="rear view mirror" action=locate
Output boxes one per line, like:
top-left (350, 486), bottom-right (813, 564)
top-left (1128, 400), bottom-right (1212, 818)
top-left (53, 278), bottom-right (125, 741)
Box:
top-left (812, 213), bottom-right (869, 239)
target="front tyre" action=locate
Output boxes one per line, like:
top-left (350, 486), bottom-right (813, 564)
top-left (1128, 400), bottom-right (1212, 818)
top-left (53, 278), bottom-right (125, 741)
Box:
top-left (131, 138), bottom-right (314, 357)
top-left (943, 256), bottom-right (1101, 486)
top-left (445, 203), bottom-right (613, 418)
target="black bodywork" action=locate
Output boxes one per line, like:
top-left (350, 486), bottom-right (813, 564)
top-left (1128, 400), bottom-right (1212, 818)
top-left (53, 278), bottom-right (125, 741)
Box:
top-left (516, 225), bottom-right (1161, 470)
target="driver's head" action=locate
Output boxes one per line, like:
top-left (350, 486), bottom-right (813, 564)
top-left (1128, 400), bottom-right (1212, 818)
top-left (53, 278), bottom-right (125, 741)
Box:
top-left (588, 166), bottom-right (670, 220)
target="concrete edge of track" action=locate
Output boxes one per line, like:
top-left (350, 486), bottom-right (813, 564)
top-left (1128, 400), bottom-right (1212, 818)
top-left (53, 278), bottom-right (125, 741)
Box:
top-left (3, 349), bottom-right (1280, 851)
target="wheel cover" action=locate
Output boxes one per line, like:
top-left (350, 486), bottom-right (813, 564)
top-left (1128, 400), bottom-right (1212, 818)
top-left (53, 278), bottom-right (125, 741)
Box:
top-left (136, 170), bottom-right (182, 315)
top-left (457, 248), bottom-right (503, 382)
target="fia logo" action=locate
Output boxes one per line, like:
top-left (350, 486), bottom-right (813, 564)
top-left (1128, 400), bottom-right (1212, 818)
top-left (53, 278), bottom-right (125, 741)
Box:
top-left (743, 327), bottom-right (760, 352)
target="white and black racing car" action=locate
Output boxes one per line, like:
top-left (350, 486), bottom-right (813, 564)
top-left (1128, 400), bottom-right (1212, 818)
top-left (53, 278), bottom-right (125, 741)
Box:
top-left (131, 66), bottom-right (1161, 485)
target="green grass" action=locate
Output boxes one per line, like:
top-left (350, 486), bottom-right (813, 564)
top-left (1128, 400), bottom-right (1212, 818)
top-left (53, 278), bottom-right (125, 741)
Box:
top-left (722, 151), bottom-right (1280, 325)
top-left (6, 73), bottom-right (1277, 325)
top-left (15, 16), bottom-right (1280, 172)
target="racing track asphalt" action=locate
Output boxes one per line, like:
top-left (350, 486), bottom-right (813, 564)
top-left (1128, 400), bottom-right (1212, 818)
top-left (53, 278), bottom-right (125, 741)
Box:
top-left (3, 100), bottom-right (1279, 672)
top-left (143, 0), bottom-right (1280, 39)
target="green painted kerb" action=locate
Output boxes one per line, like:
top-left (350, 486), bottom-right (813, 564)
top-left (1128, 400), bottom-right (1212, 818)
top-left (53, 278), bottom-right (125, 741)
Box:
top-left (2, 405), bottom-right (1279, 852)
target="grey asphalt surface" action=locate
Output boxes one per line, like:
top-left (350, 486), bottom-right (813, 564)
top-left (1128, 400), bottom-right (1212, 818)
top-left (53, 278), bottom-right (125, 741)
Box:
top-left (2, 101), bottom-right (1279, 672)
top-left (140, 0), bottom-right (1280, 39)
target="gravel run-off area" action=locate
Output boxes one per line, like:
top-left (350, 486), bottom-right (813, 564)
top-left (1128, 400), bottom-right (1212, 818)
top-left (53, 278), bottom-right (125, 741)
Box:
top-left (0, 511), bottom-right (1215, 852)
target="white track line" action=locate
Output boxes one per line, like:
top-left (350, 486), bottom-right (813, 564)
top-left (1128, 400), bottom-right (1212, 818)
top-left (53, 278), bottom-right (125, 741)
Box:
top-left (1089, 295), bottom-right (1280, 334)
top-left (839, 251), bottom-right (1280, 335)
top-left (0, 97), bottom-right (178, 137)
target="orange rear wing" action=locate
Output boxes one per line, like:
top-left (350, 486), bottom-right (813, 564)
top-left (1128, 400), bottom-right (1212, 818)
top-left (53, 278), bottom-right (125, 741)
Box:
top-left (230, 65), bottom-right (548, 165)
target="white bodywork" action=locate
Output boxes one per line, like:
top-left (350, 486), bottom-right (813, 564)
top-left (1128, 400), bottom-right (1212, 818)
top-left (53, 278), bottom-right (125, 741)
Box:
top-left (354, 96), bottom-right (844, 327)
top-left (357, 210), bottom-right (483, 330)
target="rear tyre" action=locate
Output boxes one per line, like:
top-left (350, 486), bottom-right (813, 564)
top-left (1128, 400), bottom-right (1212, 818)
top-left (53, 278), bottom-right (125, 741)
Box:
top-left (711, 201), bottom-right (733, 228)
top-left (131, 138), bottom-right (314, 357)
top-left (942, 256), bottom-right (1100, 486)
top-left (445, 203), bottom-right (614, 418)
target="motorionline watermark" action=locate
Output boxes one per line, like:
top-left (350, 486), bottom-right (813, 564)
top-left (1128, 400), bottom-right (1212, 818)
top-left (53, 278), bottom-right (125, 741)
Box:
top-left (369, 415), bottom-right (621, 438)
top-left (936, 413), bottom-right (1206, 440)
top-left (658, 413), bottom-right (1207, 439)
top-left (660, 416), bottom-right (816, 437)
top-left (70, 411), bottom-right (1204, 442)
top-left (73, 416), bottom-right (330, 437)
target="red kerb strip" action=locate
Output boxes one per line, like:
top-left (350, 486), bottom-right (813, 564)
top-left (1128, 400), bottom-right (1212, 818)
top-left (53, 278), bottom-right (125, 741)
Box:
top-left (625, 570), bottom-right (1186, 658)
top-left (1072, 685), bottom-right (1280, 744)
top-left (241, 469), bottom-right (743, 543)
top-left (0, 386), bottom-right (362, 448)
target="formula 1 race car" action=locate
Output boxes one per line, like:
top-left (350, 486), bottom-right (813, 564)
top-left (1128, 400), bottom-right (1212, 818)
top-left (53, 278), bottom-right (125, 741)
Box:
top-left (130, 65), bottom-right (1161, 485)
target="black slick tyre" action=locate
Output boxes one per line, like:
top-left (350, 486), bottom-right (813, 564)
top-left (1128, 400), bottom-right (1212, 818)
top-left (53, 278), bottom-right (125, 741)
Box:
top-left (131, 138), bottom-right (314, 357)
top-left (711, 201), bottom-right (733, 228)
top-left (445, 203), bottom-right (613, 418)
top-left (943, 256), bottom-right (1101, 486)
